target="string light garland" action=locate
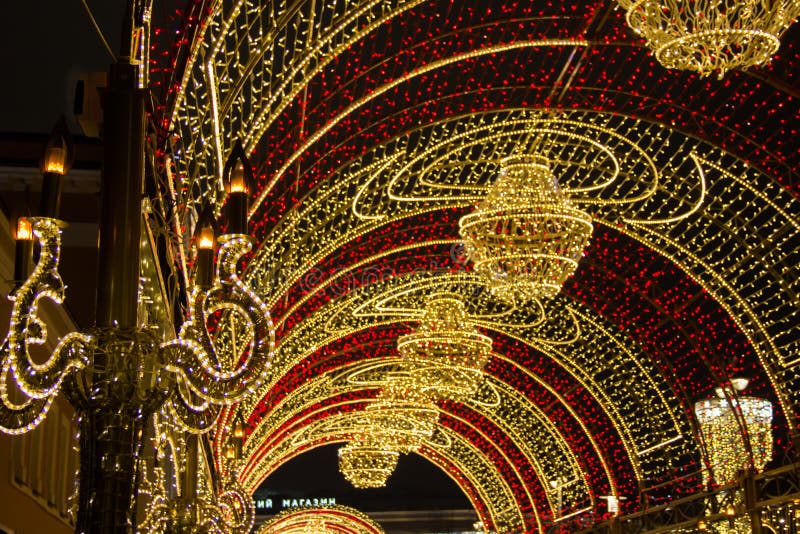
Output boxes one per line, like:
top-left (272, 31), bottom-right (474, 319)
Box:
top-left (137, 412), bottom-right (256, 534)
top-left (617, 0), bottom-right (800, 78)
top-left (459, 154), bottom-right (593, 304)
top-left (238, 349), bottom-right (618, 526)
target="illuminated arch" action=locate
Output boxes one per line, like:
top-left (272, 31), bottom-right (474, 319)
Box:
top-left (157, 1), bottom-right (800, 530)
top-left (255, 504), bottom-right (386, 534)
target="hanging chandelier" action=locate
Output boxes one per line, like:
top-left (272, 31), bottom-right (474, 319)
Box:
top-left (359, 376), bottom-right (440, 453)
top-left (694, 378), bottom-right (773, 487)
top-left (337, 443), bottom-right (401, 489)
top-left (338, 376), bottom-right (439, 489)
top-left (397, 294), bottom-right (492, 402)
top-left (617, 0), bottom-right (800, 78)
top-left (459, 155), bottom-right (593, 304)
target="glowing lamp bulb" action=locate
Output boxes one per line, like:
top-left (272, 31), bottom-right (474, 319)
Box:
top-left (198, 226), bottom-right (215, 249)
top-left (725, 504), bottom-right (736, 517)
top-left (15, 217), bottom-right (33, 240)
top-left (233, 423), bottom-right (245, 439)
top-left (225, 445), bottom-right (236, 460)
top-left (697, 519), bottom-right (708, 531)
top-left (44, 146), bottom-right (66, 175)
top-left (230, 165), bottom-right (247, 193)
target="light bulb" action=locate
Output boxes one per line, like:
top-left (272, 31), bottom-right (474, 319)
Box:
top-left (15, 217), bottom-right (33, 240)
top-left (230, 164), bottom-right (246, 193)
top-left (44, 146), bottom-right (66, 175)
top-left (198, 226), bottom-right (215, 249)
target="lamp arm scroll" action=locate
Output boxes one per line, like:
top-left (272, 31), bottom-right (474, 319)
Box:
top-left (0, 218), bottom-right (91, 433)
top-left (166, 384), bottom-right (222, 433)
top-left (217, 479), bottom-right (256, 533)
top-left (162, 235), bottom-right (275, 406)
top-left (0, 359), bottom-right (53, 434)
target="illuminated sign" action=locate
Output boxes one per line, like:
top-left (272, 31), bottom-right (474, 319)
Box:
top-left (254, 496), bottom-right (336, 512)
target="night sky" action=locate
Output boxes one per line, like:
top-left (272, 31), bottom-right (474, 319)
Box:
top-left (255, 444), bottom-right (471, 513)
top-left (0, 1), bottom-right (123, 134)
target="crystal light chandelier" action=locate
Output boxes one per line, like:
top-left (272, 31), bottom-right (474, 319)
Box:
top-left (337, 443), bottom-right (401, 489)
top-left (359, 376), bottom-right (440, 453)
top-left (397, 294), bottom-right (493, 402)
top-left (617, 0), bottom-right (800, 78)
top-left (338, 375), bottom-right (439, 489)
top-left (694, 378), bottom-right (773, 487)
top-left (459, 155), bottom-right (593, 304)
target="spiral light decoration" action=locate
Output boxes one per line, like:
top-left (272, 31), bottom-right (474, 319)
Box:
top-left (161, 234), bottom-right (276, 433)
top-left (397, 293), bottom-right (492, 402)
top-left (0, 218), bottom-right (92, 434)
top-left (459, 155), bottom-right (593, 304)
top-left (617, 0), bottom-right (800, 78)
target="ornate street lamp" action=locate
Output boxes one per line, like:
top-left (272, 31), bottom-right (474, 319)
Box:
top-left (694, 378), bottom-right (773, 534)
top-left (695, 378), bottom-right (773, 487)
top-left (0, 8), bottom-right (274, 534)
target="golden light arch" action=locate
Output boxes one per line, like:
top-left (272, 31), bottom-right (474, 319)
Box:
top-left (159, 1), bottom-right (800, 531)
top-left (255, 504), bottom-right (385, 534)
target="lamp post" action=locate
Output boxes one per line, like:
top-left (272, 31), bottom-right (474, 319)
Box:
top-left (0, 2), bottom-right (275, 533)
top-left (694, 378), bottom-right (773, 534)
